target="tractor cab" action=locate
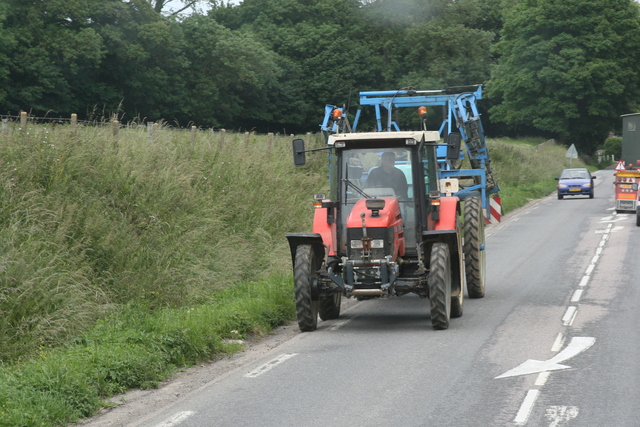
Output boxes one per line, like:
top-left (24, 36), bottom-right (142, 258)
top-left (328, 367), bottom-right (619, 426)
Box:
top-left (328, 131), bottom-right (441, 261)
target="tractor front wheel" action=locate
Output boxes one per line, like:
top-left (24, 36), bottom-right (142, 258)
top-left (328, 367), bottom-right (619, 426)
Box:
top-left (294, 245), bottom-right (319, 331)
top-left (464, 196), bottom-right (486, 298)
top-left (429, 243), bottom-right (452, 330)
top-left (319, 293), bottom-right (341, 320)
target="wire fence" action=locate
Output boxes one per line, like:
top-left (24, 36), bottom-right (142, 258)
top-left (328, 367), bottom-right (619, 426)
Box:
top-left (0, 111), bottom-right (325, 148)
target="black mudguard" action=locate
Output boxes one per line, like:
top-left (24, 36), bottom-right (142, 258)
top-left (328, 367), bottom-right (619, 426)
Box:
top-left (285, 233), bottom-right (326, 269)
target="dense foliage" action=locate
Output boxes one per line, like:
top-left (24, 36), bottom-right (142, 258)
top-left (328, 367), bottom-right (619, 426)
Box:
top-left (1, 0), bottom-right (640, 150)
top-left (488, 0), bottom-right (640, 152)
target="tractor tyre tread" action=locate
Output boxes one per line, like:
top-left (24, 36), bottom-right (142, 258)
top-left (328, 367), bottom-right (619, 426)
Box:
top-left (319, 294), bottom-right (341, 320)
top-left (294, 245), bottom-right (319, 331)
top-left (429, 243), bottom-right (451, 330)
top-left (464, 196), bottom-right (486, 298)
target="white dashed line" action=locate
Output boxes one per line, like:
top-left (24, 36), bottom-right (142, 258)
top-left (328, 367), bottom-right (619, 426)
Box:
top-left (244, 353), bottom-right (297, 378)
top-left (571, 289), bottom-right (583, 303)
top-left (154, 411), bottom-right (196, 427)
top-left (562, 306), bottom-right (577, 326)
top-left (551, 333), bottom-right (565, 352)
top-left (578, 276), bottom-right (589, 287)
top-left (585, 264), bottom-right (594, 275)
top-left (514, 390), bottom-right (540, 425)
top-left (535, 372), bottom-right (551, 386)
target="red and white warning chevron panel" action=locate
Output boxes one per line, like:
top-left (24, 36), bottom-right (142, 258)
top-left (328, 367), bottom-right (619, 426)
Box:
top-left (484, 197), bottom-right (502, 224)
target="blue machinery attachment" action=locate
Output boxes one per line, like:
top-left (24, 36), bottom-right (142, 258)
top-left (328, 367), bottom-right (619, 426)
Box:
top-left (320, 85), bottom-right (500, 216)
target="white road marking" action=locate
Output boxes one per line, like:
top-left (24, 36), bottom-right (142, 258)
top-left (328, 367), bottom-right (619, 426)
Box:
top-left (535, 371), bottom-right (550, 386)
top-left (551, 333), bottom-right (565, 352)
top-left (571, 289), bottom-right (583, 303)
top-left (514, 390), bottom-right (540, 425)
top-left (591, 255), bottom-right (599, 264)
top-left (578, 276), bottom-right (589, 287)
top-left (585, 264), bottom-right (594, 275)
top-left (595, 247), bottom-right (602, 255)
top-left (599, 239), bottom-right (606, 247)
top-left (244, 353), bottom-right (297, 378)
top-left (328, 320), bottom-right (350, 331)
top-left (154, 411), bottom-right (196, 427)
top-left (599, 216), bottom-right (626, 224)
top-left (562, 306), bottom-right (577, 326)
top-left (545, 406), bottom-right (579, 427)
top-left (496, 337), bottom-right (595, 379)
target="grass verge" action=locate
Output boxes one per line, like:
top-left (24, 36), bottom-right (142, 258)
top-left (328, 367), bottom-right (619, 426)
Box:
top-left (0, 277), bottom-right (294, 427)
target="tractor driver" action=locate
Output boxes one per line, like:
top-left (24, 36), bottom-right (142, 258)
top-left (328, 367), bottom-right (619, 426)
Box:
top-left (366, 151), bottom-right (409, 200)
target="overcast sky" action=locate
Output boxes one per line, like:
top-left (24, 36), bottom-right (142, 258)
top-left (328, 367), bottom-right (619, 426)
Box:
top-left (162, 0), bottom-right (242, 16)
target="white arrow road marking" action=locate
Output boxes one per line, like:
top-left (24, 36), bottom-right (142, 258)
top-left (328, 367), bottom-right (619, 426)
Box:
top-left (244, 353), bottom-right (297, 378)
top-left (496, 337), bottom-right (595, 379)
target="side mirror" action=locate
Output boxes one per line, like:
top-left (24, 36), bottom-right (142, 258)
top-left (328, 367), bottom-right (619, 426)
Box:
top-left (445, 133), bottom-right (462, 162)
top-left (292, 138), bottom-right (306, 167)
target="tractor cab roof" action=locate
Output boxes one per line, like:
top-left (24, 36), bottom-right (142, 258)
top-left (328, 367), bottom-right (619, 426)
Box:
top-left (327, 131), bottom-right (441, 148)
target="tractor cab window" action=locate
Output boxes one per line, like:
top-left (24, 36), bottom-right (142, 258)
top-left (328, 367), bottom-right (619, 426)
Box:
top-left (338, 147), bottom-right (416, 252)
top-left (421, 142), bottom-right (439, 195)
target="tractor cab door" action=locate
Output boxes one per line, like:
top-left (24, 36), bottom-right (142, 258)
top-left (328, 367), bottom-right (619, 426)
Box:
top-left (337, 146), bottom-right (417, 255)
top-left (418, 141), bottom-right (441, 230)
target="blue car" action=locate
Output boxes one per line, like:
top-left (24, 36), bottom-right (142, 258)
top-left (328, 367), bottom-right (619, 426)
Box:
top-left (556, 168), bottom-right (596, 199)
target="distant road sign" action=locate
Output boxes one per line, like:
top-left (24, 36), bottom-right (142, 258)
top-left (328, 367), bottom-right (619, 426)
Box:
top-left (566, 144), bottom-right (578, 159)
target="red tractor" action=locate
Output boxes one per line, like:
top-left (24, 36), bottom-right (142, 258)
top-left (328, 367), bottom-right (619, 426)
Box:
top-left (286, 130), bottom-right (486, 330)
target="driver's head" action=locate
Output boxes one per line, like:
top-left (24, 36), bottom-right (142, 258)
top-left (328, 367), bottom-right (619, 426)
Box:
top-left (381, 152), bottom-right (395, 171)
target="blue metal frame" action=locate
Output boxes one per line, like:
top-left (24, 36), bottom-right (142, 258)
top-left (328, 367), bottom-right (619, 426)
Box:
top-left (319, 86), bottom-right (500, 214)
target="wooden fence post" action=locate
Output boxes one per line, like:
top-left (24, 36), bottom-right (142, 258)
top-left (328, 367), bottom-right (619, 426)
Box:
top-left (70, 114), bottom-right (77, 136)
top-left (20, 111), bottom-right (27, 130)
top-left (112, 120), bottom-right (119, 150)
top-left (191, 126), bottom-right (197, 146)
top-left (267, 132), bottom-right (274, 151)
top-left (220, 129), bottom-right (226, 146)
top-left (147, 122), bottom-right (154, 142)
top-left (244, 131), bottom-right (250, 148)
top-left (1, 118), bottom-right (7, 134)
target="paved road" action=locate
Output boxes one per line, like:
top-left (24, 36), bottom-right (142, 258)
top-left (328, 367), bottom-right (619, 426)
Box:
top-left (83, 169), bottom-right (639, 427)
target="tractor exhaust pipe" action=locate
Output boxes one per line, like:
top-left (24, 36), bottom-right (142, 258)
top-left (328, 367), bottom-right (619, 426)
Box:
top-left (351, 289), bottom-right (384, 297)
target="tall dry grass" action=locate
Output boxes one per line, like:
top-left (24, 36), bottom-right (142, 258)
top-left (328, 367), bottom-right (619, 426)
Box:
top-left (0, 124), bottom-right (326, 362)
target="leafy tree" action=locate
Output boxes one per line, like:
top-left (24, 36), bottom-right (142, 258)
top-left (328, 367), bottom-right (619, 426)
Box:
top-left (604, 136), bottom-right (622, 160)
top-left (1, 0), bottom-right (105, 115)
top-left (181, 15), bottom-right (292, 129)
top-left (212, 0), bottom-right (379, 127)
top-left (0, 1), bottom-right (14, 108)
top-left (90, 0), bottom-right (189, 121)
top-left (488, 0), bottom-right (640, 152)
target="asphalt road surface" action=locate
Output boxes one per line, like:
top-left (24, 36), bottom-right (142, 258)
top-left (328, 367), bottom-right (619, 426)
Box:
top-left (81, 169), bottom-right (639, 427)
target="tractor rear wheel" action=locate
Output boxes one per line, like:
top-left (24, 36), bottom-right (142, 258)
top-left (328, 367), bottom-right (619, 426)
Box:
top-left (428, 243), bottom-right (452, 330)
top-left (450, 215), bottom-right (464, 319)
top-left (294, 245), bottom-right (319, 331)
top-left (319, 293), bottom-right (341, 320)
top-left (463, 196), bottom-right (486, 298)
